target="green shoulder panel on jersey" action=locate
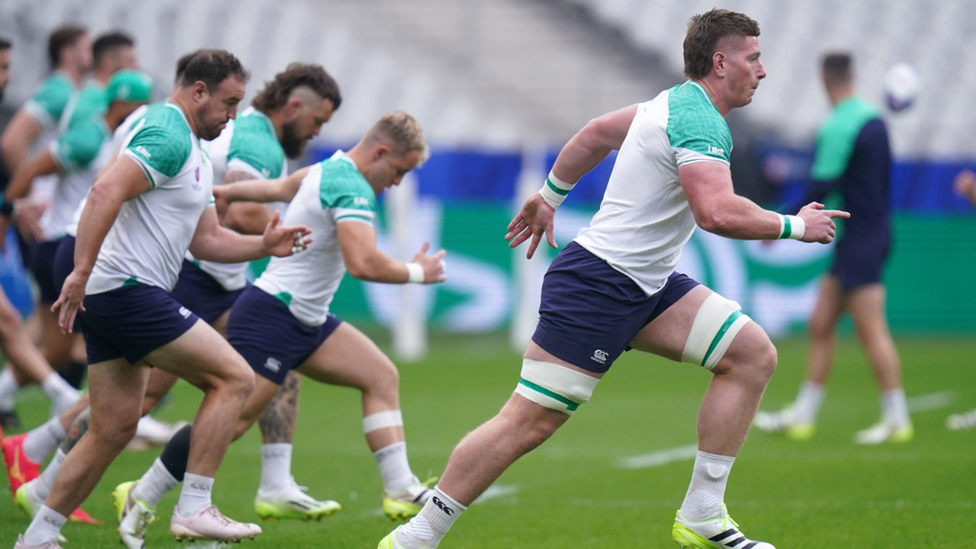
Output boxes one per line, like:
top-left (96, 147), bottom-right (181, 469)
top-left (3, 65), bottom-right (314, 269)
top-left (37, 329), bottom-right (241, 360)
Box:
top-left (666, 81), bottom-right (732, 164)
top-left (125, 104), bottom-right (193, 185)
top-left (54, 116), bottom-right (109, 171)
top-left (64, 82), bottom-right (109, 129)
top-left (227, 109), bottom-right (285, 179)
top-left (27, 73), bottom-right (75, 125)
top-left (810, 96), bottom-right (881, 181)
top-left (318, 158), bottom-right (377, 220)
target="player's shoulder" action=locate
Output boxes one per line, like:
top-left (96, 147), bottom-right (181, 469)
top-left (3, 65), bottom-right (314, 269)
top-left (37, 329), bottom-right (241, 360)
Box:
top-left (228, 108), bottom-right (285, 176)
top-left (665, 81), bottom-right (731, 163)
top-left (57, 116), bottom-right (109, 169)
top-left (319, 155), bottom-right (374, 206)
top-left (821, 97), bottom-right (882, 135)
top-left (127, 104), bottom-right (195, 178)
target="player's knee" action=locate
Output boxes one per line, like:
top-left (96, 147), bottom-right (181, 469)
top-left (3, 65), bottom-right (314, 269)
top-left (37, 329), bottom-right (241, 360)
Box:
top-left (716, 329), bottom-right (777, 386)
top-left (365, 358), bottom-right (400, 403)
top-left (221, 361), bottom-right (255, 402)
top-left (90, 413), bottom-right (140, 451)
top-left (808, 316), bottom-right (833, 341)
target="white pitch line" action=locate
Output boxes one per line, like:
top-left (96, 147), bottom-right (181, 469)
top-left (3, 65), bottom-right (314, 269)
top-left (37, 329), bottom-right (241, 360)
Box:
top-left (907, 391), bottom-right (954, 413)
top-left (617, 443), bottom-right (698, 470)
top-left (474, 484), bottom-right (520, 504)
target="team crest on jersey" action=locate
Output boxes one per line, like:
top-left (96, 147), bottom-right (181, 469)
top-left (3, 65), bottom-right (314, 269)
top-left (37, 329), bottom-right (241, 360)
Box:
top-left (192, 166), bottom-right (202, 191)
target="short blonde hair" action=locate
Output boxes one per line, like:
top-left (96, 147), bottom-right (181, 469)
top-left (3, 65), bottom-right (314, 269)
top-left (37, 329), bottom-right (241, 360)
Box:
top-left (366, 111), bottom-right (430, 167)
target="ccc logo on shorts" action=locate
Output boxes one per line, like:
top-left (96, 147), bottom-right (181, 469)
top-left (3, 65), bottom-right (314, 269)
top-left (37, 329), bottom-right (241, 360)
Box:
top-left (591, 349), bottom-right (608, 364)
top-left (178, 307), bottom-right (192, 319)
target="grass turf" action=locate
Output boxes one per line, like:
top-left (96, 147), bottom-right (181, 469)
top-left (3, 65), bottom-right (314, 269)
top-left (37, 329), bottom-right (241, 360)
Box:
top-left (1, 334), bottom-right (974, 548)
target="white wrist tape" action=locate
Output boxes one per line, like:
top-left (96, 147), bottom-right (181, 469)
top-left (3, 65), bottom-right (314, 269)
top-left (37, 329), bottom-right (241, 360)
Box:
top-left (363, 410), bottom-right (404, 434)
top-left (778, 214), bottom-right (806, 240)
top-left (538, 170), bottom-right (576, 209)
top-left (406, 262), bottom-right (424, 283)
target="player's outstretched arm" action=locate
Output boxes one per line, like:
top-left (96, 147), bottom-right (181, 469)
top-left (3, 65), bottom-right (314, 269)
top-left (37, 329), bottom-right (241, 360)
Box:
top-left (52, 156), bottom-right (152, 332)
top-left (337, 221), bottom-right (445, 284)
top-left (189, 207), bottom-right (311, 263)
top-left (680, 161), bottom-right (849, 243)
top-left (214, 166), bottom-right (310, 206)
top-left (506, 104), bottom-right (638, 259)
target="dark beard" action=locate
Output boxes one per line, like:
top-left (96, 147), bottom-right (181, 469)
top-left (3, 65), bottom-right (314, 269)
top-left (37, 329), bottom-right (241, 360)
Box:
top-left (195, 105), bottom-right (224, 140)
top-left (281, 120), bottom-right (306, 159)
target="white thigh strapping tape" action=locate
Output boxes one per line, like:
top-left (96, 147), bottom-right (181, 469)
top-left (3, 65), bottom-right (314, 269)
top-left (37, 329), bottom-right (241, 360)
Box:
top-left (514, 359), bottom-right (599, 415)
top-left (681, 293), bottom-right (752, 370)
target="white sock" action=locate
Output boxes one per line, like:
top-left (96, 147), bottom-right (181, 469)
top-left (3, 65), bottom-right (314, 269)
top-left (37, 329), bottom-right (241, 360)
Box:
top-left (178, 473), bottom-right (214, 517)
top-left (680, 451), bottom-right (735, 522)
top-left (40, 373), bottom-right (81, 411)
top-left (33, 448), bottom-right (66, 502)
top-left (398, 487), bottom-right (466, 548)
top-left (132, 458), bottom-right (180, 509)
top-left (882, 388), bottom-right (910, 428)
top-left (23, 505), bottom-right (66, 546)
top-left (259, 443), bottom-right (293, 494)
top-left (0, 367), bottom-right (20, 410)
top-left (792, 381), bottom-right (826, 425)
top-left (22, 416), bottom-right (67, 463)
top-left (375, 441), bottom-right (415, 494)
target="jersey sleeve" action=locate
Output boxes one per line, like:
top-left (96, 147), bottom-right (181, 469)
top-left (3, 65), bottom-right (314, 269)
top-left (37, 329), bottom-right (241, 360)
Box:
top-left (23, 78), bottom-right (74, 129)
top-left (667, 108), bottom-right (732, 167)
top-left (122, 124), bottom-right (191, 188)
top-left (50, 119), bottom-right (106, 171)
top-left (320, 170), bottom-right (378, 225)
top-left (227, 134), bottom-right (285, 180)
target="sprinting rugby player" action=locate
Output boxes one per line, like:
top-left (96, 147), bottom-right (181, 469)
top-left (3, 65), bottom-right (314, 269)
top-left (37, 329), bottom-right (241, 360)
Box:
top-left (13, 49), bottom-right (312, 549)
top-left (0, 26), bottom-right (91, 423)
top-left (3, 69), bottom-right (154, 526)
top-left (380, 9), bottom-right (848, 549)
top-left (753, 53), bottom-right (912, 444)
top-left (113, 62), bottom-right (343, 548)
top-left (116, 110), bottom-right (444, 548)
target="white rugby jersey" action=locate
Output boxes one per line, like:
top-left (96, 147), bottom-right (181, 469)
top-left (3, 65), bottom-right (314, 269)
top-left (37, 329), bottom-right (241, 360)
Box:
top-left (255, 151), bottom-right (376, 326)
top-left (192, 108), bottom-right (286, 291)
top-left (574, 80), bottom-right (733, 295)
top-left (86, 102), bottom-right (214, 294)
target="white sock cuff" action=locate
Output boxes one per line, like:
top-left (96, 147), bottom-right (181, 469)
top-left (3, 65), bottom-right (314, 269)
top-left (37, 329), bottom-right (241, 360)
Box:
top-left (433, 486), bottom-right (468, 512)
top-left (47, 416), bottom-right (67, 439)
top-left (152, 458), bottom-right (178, 484)
top-left (696, 450), bottom-right (735, 465)
top-left (363, 410), bottom-right (403, 434)
top-left (182, 472), bottom-right (214, 491)
top-left (373, 440), bottom-right (406, 458)
top-left (262, 442), bottom-right (293, 458)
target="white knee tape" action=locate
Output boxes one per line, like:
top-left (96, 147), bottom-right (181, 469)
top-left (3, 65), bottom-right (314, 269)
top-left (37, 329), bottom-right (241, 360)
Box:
top-left (514, 359), bottom-right (599, 415)
top-left (362, 410), bottom-right (403, 434)
top-left (682, 293), bottom-right (752, 370)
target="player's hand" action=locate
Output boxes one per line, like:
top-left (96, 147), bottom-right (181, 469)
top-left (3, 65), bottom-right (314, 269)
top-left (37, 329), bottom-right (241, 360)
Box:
top-left (12, 200), bottom-right (45, 244)
top-left (262, 210), bottom-right (312, 257)
top-left (797, 202), bottom-right (850, 244)
top-left (506, 193), bottom-right (557, 259)
top-left (953, 170), bottom-right (976, 205)
top-left (412, 241), bottom-right (447, 283)
top-left (52, 270), bottom-right (88, 334)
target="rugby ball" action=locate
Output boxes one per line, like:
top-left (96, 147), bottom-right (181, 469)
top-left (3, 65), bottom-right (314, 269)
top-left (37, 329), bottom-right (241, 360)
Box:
top-left (884, 63), bottom-right (919, 112)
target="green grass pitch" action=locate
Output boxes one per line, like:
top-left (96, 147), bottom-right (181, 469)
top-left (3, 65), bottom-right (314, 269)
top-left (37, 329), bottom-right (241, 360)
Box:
top-left (1, 334), bottom-right (974, 548)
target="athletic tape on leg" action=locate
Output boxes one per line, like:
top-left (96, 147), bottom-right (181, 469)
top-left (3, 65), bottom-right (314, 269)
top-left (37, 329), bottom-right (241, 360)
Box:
top-left (363, 410), bottom-right (404, 434)
top-left (682, 293), bottom-right (752, 371)
top-left (514, 359), bottom-right (598, 415)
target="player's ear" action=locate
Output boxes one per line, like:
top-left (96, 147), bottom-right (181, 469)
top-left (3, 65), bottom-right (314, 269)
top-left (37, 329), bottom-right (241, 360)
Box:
top-left (373, 144), bottom-right (390, 161)
top-left (713, 51), bottom-right (726, 77)
top-left (191, 80), bottom-right (209, 102)
top-left (284, 95), bottom-right (303, 120)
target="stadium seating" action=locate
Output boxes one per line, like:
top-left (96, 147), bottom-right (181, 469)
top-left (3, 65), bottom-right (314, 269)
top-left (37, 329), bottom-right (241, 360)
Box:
top-left (565, 0), bottom-right (976, 158)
